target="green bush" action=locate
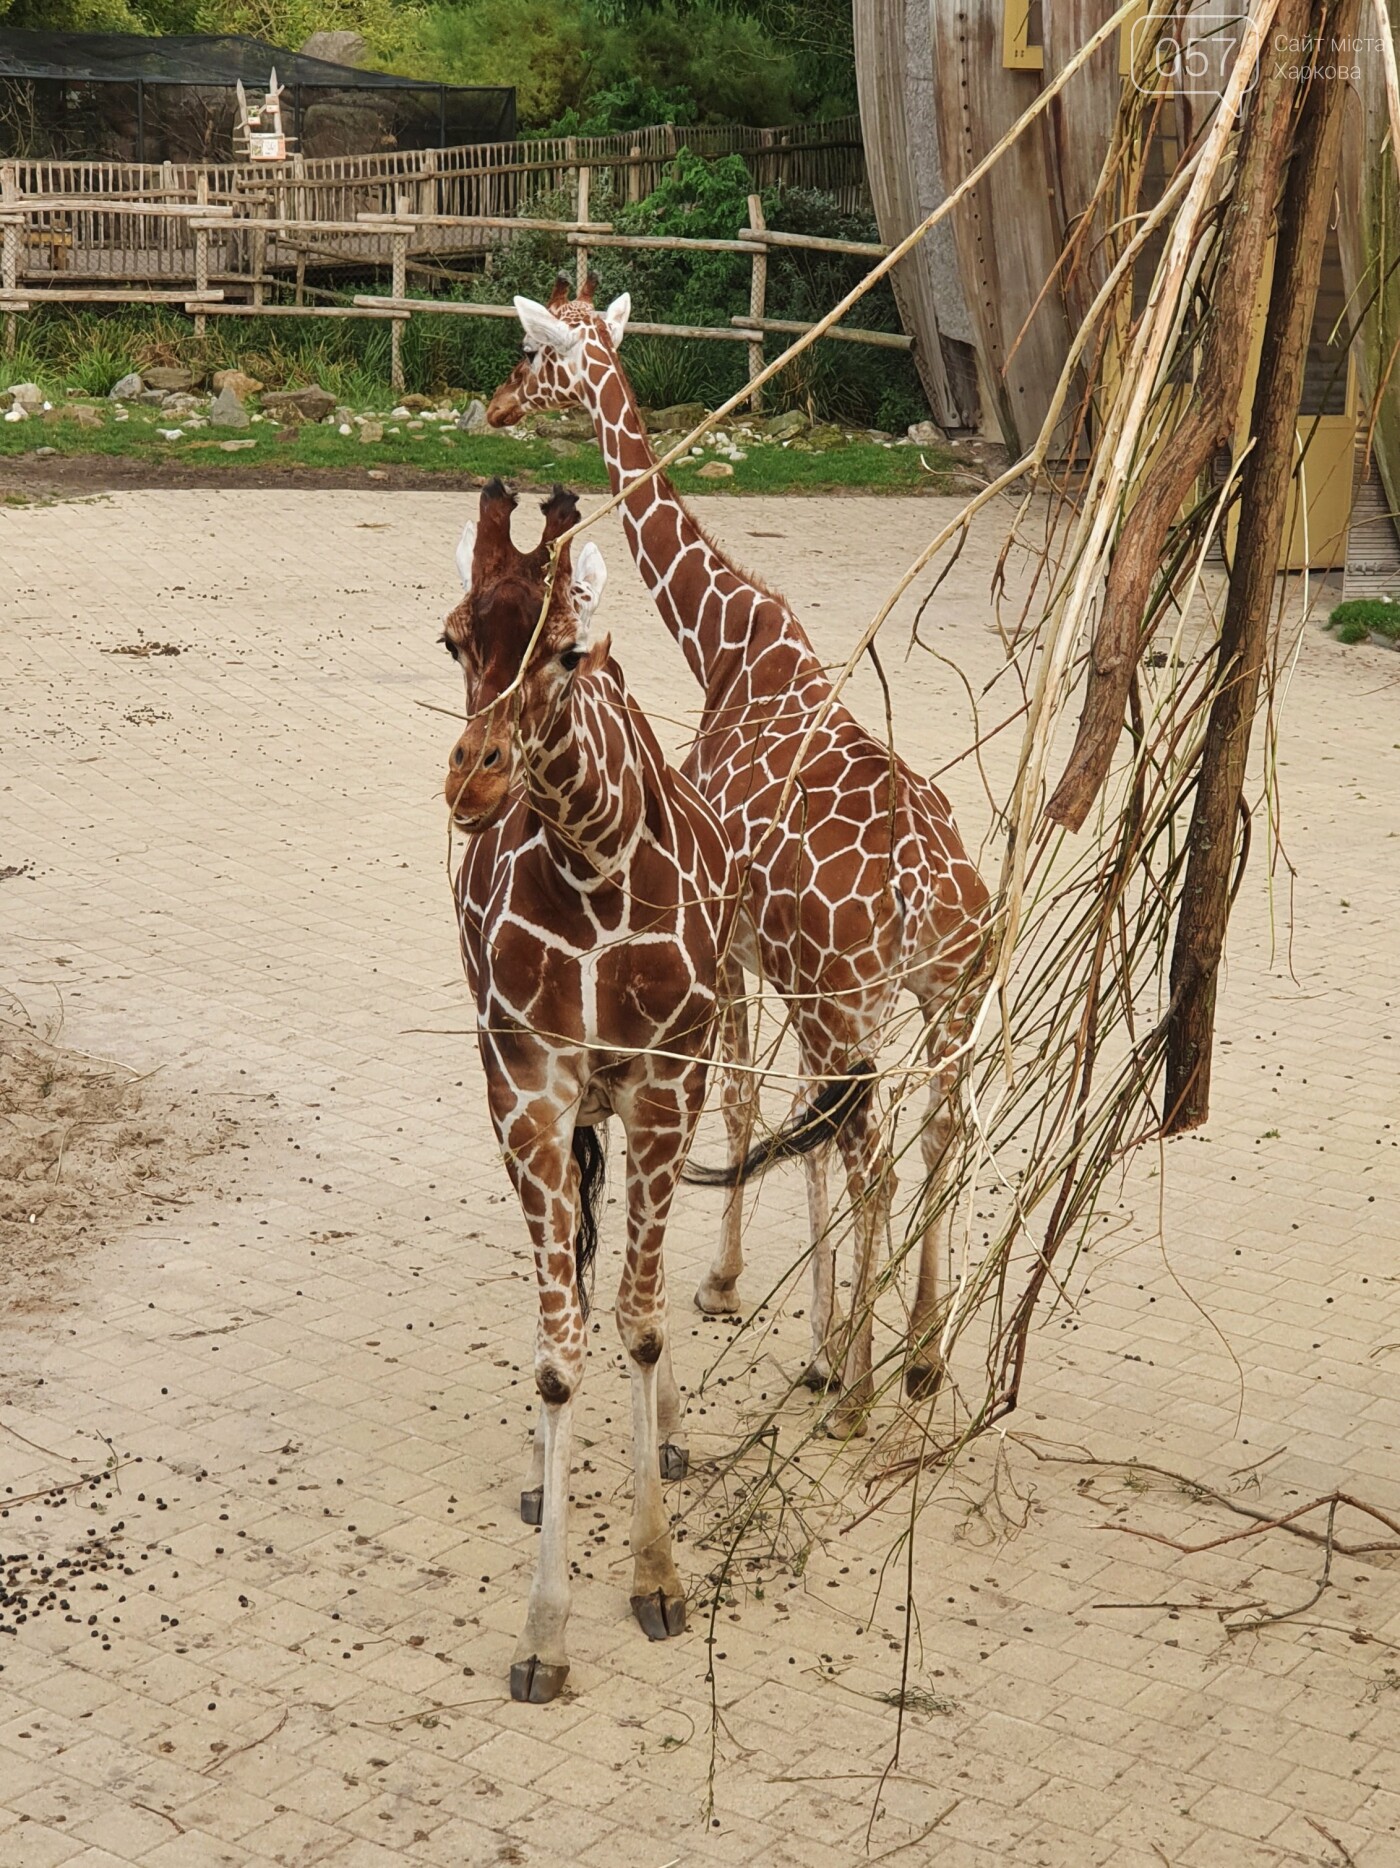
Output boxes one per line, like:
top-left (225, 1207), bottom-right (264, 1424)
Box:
top-left (2, 154), bottom-right (928, 428)
top-left (1327, 598), bottom-right (1400, 643)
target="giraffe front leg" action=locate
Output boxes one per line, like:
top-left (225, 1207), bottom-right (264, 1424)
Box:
top-left (656, 1334), bottom-right (688, 1482)
top-left (695, 957), bottom-right (753, 1317)
top-left (829, 1107), bottom-right (896, 1439)
top-left (618, 1068), bottom-right (699, 1639)
top-left (520, 1416), bottom-right (545, 1525)
top-left (905, 1054), bottom-right (959, 1402)
top-left (493, 1092), bottom-right (589, 1704)
top-left (800, 1139), bottom-right (844, 1391)
top-left (511, 1386), bottom-right (577, 1701)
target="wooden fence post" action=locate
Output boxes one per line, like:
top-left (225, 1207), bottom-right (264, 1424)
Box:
top-left (391, 224), bottom-right (407, 391)
top-left (575, 164), bottom-right (590, 291)
top-left (1, 163), bottom-right (18, 359)
top-left (628, 145), bottom-right (642, 204)
top-left (746, 193), bottom-right (767, 413)
top-left (193, 171), bottom-right (208, 337)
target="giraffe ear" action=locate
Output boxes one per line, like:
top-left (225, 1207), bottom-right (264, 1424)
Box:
top-left (570, 540), bottom-right (608, 640)
top-left (455, 518), bottom-right (477, 592)
top-left (603, 292), bottom-right (631, 346)
top-left (514, 295), bottom-right (580, 355)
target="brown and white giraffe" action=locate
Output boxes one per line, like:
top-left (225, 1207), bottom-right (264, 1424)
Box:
top-left (488, 280), bottom-right (991, 1433)
top-left (442, 480), bottom-right (739, 1701)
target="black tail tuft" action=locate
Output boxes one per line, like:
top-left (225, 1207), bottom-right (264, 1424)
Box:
top-left (683, 1060), bottom-right (878, 1190)
top-left (571, 1125), bottom-right (607, 1320)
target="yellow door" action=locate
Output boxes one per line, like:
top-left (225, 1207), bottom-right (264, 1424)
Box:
top-left (1230, 225), bottom-right (1357, 570)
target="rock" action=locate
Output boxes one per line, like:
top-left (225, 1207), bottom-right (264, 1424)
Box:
top-left (161, 392), bottom-right (204, 414)
top-left (34, 445), bottom-right (55, 457)
top-left (805, 423), bottom-right (846, 449)
top-left (71, 405), bottom-right (103, 430)
top-left (366, 468), bottom-right (389, 480)
top-left (110, 373), bottom-right (144, 401)
top-left (696, 460), bottom-right (734, 479)
top-left (218, 439), bottom-right (256, 452)
top-left (764, 408), bottom-right (809, 440)
top-left (906, 419), bottom-right (947, 446)
top-left (6, 381), bottom-right (45, 412)
top-left (457, 398), bottom-right (488, 433)
top-left (299, 29), bottom-right (368, 66)
top-left (263, 386), bottom-right (336, 424)
top-left (210, 387), bottom-right (250, 429)
top-left (358, 421), bottom-right (384, 444)
top-left (534, 411), bottom-right (593, 441)
top-left (212, 369), bottom-right (262, 401)
top-left (865, 428), bottom-right (894, 443)
top-left (648, 402), bottom-right (708, 433)
top-left (399, 393), bottom-right (435, 412)
top-left (3, 405), bottom-right (27, 423)
top-left (137, 391), bottom-right (167, 406)
top-left (143, 366), bottom-right (197, 392)
top-left (156, 428), bottom-right (184, 441)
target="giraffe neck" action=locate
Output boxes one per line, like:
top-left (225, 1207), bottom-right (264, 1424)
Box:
top-left (576, 339), bottom-right (824, 705)
top-left (519, 663), bottom-right (645, 887)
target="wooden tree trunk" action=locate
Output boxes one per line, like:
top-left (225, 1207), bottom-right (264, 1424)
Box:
top-left (1045, 0), bottom-right (1314, 833)
top-left (1164, 0), bottom-right (1362, 1133)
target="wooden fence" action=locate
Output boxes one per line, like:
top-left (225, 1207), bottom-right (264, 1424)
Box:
top-left (0, 117), bottom-right (867, 284)
top-left (0, 185), bottom-right (907, 402)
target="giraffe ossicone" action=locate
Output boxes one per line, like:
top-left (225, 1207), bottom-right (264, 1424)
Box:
top-left (488, 289), bottom-right (992, 1436)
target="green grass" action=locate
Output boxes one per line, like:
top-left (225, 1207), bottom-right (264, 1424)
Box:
top-left (0, 402), bottom-right (959, 496)
top-left (1327, 598), bottom-right (1400, 645)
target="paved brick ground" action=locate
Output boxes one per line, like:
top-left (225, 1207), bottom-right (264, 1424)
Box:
top-left (2, 489), bottom-right (1398, 1867)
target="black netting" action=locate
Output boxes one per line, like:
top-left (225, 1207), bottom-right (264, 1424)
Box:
top-left (0, 32), bottom-right (515, 162)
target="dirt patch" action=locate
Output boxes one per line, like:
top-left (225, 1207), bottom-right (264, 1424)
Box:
top-left (0, 998), bottom-right (244, 1317)
top-left (0, 453), bottom-right (493, 500)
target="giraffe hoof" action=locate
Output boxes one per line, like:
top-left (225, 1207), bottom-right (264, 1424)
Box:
top-left (509, 1656), bottom-right (569, 1704)
top-left (520, 1487), bottom-right (544, 1526)
top-left (826, 1401), bottom-right (871, 1440)
top-left (694, 1278), bottom-right (741, 1317)
top-left (658, 1442), bottom-right (689, 1482)
top-left (631, 1589), bottom-right (687, 1641)
top-left (905, 1364), bottom-right (943, 1402)
top-left (800, 1362), bottom-right (842, 1393)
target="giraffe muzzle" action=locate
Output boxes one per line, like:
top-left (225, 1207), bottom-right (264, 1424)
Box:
top-left (445, 735), bottom-right (512, 831)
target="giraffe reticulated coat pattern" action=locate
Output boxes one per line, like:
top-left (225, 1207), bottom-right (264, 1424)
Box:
top-left (441, 481), bottom-right (738, 1698)
top-left (489, 288), bottom-right (992, 1434)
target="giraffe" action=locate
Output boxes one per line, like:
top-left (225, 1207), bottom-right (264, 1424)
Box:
top-left (487, 278), bottom-right (991, 1435)
top-left (442, 479), bottom-right (739, 1702)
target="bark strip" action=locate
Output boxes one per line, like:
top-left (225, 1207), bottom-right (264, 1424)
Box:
top-left (1046, 0), bottom-right (1314, 833)
top-left (1164, 0), bottom-right (1361, 1133)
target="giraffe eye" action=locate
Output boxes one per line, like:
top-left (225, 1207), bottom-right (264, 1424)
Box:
top-left (559, 646), bottom-right (586, 672)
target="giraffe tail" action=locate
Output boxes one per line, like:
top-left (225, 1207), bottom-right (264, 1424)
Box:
top-left (683, 1060), bottom-right (877, 1189)
top-left (572, 1125), bottom-right (607, 1321)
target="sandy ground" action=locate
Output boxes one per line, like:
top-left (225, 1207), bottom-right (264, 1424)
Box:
top-left (1, 486), bottom-right (1399, 1868)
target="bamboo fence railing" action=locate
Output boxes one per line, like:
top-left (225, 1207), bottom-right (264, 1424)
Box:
top-left (0, 180), bottom-right (907, 396)
top-left (0, 117), bottom-right (867, 285)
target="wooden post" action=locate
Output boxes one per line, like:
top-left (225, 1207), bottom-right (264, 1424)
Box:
top-left (575, 164), bottom-right (590, 291)
top-left (745, 192), bottom-right (767, 414)
top-left (193, 171), bottom-right (208, 337)
top-left (628, 144), bottom-right (642, 205)
top-left (1, 163), bottom-right (17, 359)
top-left (391, 227), bottom-right (407, 391)
top-left (1164, 0), bottom-right (1361, 1133)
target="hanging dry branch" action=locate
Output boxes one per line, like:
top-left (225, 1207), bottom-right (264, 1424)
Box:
top-left (1164, 0), bottom-right (1362, 1131)
top-left (1044, 0), bottom-right (1312, 831)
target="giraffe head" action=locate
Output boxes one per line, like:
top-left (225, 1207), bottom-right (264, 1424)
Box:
top-left (442, 479), bottom-right (608, 832)
top-left (486, 273), bottom-right (630, 428)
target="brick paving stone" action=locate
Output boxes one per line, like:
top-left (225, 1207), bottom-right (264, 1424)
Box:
top-left (3, 490), bottom-right (1400, 1866)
